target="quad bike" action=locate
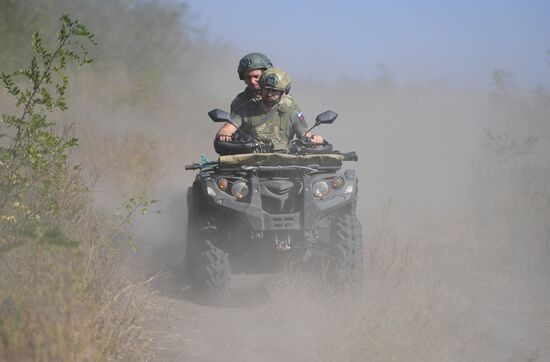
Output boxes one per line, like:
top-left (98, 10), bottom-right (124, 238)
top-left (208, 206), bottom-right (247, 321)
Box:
top-left (185, 109), bottom-right (362, 298)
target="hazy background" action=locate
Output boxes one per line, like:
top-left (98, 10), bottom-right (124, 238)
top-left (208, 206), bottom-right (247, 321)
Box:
top-left (185, 0), bottom-right (550, 87)
top-left (1, 0), bottom-right (549, 360)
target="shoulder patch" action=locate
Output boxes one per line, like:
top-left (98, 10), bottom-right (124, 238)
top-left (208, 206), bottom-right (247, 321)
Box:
top-left (295, 111), bottom-right (307, 127)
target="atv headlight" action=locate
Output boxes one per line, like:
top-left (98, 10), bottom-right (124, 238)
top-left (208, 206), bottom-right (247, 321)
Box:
top-left (329, 176), bottom-right (345, 190)
top-left (231, 180), bottom-right (249, 199)
top-left (217, 178), bottom-right (228, 191)
top-left (312, 180), bottom-right (330, 198)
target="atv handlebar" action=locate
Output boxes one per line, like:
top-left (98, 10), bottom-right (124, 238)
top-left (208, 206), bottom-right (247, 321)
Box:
top-left (288, 138), bottom-right (333, 154)
top-left (214, 136), bottom-right (334, 156)
top-left (211, 136), bottom-right (357, 161)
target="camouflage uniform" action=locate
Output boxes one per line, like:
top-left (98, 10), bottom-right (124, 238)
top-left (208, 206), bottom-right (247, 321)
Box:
top-left (232, 101), bottom-right (308, 151)
top-left (230, 88), bottom-right (304, 116)
top-left (230, 87), bottom-right (257, 113)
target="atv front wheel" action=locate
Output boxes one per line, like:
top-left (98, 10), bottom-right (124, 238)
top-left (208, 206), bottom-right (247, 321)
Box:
top-left (330, 211), bottom-right (364, 284)
top-left (188, 238), bottom-right (231, 299)
top-left (185, 187), bottom-right (231, 299)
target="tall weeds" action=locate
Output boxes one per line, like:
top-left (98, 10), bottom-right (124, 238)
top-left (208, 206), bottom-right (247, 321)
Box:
top-left (0, 15), bottom-right (151, 361)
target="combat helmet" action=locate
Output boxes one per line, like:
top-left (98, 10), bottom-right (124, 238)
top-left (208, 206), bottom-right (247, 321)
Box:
top-left (237, 52), bottom-right (273, 80)
top-left (259, 67), bottom-right (291, 94)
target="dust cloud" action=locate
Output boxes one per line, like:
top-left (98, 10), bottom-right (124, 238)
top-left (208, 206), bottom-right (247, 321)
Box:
top-left (27, 4), bottom-right (548, 361)
top-left (69, 66), bottom-right (550, 360)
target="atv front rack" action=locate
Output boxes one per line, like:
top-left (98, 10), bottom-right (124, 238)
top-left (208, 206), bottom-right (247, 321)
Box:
top-left (217, 152), bottom-right (355, 167)
top-left (185, 152), bottom-right (357, 171)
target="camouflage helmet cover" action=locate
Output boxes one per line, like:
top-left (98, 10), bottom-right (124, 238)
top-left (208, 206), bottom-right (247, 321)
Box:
top-left (259, 67), bottom-right (291, 94)
top-left (237, 52), bottom-right (273, 80)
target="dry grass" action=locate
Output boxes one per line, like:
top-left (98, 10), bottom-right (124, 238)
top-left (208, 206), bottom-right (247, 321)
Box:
top-left (266, 205), bottom-right (482, 362)
top-left (75, 122), bottom-right (163, 199)
top-left (264, 139), bottom-right (550, 361)
top-left (0, 202), bottom-right (153, 361)
top-left (263, 164), bottom-right (550, 361)
top-left (0, 85), bottom-right (160, 360)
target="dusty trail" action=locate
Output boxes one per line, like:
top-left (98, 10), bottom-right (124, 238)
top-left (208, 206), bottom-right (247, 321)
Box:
top-left (145, 240), bottom-right (549, 361)
top-left (147, 275), bottom-right (309, 362)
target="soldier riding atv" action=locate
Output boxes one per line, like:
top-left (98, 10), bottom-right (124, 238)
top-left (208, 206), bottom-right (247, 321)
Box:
top-left (184, 69), bottom-right (362, 298)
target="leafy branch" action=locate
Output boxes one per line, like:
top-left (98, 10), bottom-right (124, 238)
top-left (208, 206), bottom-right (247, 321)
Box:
top-left (0, 15), bottom-right (96, 250)
top-left (119, 194), bottom-right (161, 252)
top-left (1, 15), bottom-right (96, 175)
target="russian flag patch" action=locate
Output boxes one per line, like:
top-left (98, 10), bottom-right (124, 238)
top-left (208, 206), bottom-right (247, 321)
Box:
top-left (297, 112), bottom-right (305, 123)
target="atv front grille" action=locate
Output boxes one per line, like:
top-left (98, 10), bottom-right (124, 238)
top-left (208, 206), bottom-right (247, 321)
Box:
top-left (264, 213), bottom-right (300, 230)
top-left (259, 179), bottom-right (302, 214)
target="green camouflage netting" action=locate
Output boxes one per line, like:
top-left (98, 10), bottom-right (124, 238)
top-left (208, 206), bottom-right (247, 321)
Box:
top-left (219, 153), bottom-right (344, 167)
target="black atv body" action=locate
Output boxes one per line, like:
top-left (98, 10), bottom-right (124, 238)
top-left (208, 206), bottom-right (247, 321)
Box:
top-left (185, 110), bottom-right (363, 297)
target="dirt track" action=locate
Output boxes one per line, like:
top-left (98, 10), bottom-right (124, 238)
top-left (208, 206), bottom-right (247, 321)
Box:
top-left (147, 275), bottom-right (311, 362)
top-left (145, 235), bottom-right (549, 362)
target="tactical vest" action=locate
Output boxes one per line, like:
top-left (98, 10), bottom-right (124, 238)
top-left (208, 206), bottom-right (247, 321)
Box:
top-left (243, 106), bottom-right (292, 151)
